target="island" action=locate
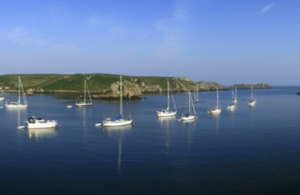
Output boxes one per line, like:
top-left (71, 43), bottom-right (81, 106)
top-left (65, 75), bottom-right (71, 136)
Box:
top-left (0, 74), bottom-right (273, 100)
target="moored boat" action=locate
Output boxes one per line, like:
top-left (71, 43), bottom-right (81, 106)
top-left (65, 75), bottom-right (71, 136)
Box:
top-left (26, 116), bottom-right (57, 129)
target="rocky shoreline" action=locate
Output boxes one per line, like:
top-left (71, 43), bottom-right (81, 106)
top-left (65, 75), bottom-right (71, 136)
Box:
top-left (2, 79), bottom-right (273, 100)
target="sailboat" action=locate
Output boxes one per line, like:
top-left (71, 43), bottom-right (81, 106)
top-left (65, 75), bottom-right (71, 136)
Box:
top-left (194, 84), bottom-right (200, 102)
top-left (208, 88), bottom-right (222, 114)
top-left (233, 87), bottom-right (237, 103)
top-left (248, 87), bottom-right (256, 107)
top-left (76, 80), bottom-right (92, 107)
top-left (103, 76), bottom-right (133, 127)
top-left (177, 91), bottom-right (197, 121)
top-left (157, 81), bottom-right (177, 117)
top-left (5, 76), bottom-right (28, 108)
top-left (227, 87), bottom-right (236, 110)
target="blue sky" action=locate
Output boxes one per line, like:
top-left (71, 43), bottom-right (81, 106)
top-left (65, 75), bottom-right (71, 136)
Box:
top-left (0, 0), bottom-right (299, 85)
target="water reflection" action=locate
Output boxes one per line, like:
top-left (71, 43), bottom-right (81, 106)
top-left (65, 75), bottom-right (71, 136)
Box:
top-left (5, 108), bottom-right (27, 128)
top-left (76, 107), bottom-right (91, 128)
top-left (250, 106), bottom-right (255, 126)
top-left (27, 128), bottom-right (57, 140)
top-left (103, 126), bottom-right (132, 174)
top-left (157, 116), bottom-right (176, 154)
top-left (212, 114), bottom-right (220, 135)
top-left (180, 120), bottom-right (196, 147)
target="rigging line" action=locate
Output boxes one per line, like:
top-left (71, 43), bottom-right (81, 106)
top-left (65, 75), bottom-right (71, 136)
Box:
top-left (86, 80), bottom-right (92, 103)
top-left (169, 87), bottom-right (177, 112)
top-left (126, 93), bottom-right (132, 118)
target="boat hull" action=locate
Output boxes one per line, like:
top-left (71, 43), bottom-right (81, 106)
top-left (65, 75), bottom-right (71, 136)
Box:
top-left (5, 104), bottom-right (28, 108)
top-left (210, 109), bottom-right (222, 114)
top-left (103, 119), bottom-right (133, 127)
top-left (157, 111), bottom-right (177, 117)
top-left (27, 122), bottom-right (57, 129)
top-left (76, 103), bottom-right (92, 107)
top-left (248, 102), bottom-right (255, 107)
top-left (180, 115), bottom-right (196, 121)
top-left (227, 105), bottom-right (235, 110)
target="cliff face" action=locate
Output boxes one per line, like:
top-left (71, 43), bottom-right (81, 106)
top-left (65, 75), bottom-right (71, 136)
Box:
top-left (92, 80), bottom-right (142, 100)
top-left (196, 81), bottom-right (229, 91)
top-left (231, 83), bottom-right (273, 89)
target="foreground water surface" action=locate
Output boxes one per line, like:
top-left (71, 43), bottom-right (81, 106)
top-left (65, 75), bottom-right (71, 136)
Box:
top-left (1, 86), bottom-right (300, 194)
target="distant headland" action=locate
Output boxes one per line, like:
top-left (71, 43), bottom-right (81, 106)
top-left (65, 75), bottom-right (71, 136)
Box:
top-left (0, 74), bottom-right (273, 100)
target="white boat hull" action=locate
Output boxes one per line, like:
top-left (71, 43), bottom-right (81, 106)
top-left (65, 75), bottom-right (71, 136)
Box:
top-left (0, 97), bottom-right (4, 101)
top-left (27, 121), bottom-right (57, 129)
top-left (157, 111), bottom-right (177, 117)
top-left (5, 104), bottom-right (28, 108)
top-left (210, 109), bottom-right (222, 114)
top-left (227, 105), bottom-right (236, 110)
top-left (76, 103), bottom-right (92, 107)
top-left (248, 102), bottom-right (255, 107)
top-left (103, 119), bottom-right (133, 127)
top-left (179, 115), bottom-right (196, 121)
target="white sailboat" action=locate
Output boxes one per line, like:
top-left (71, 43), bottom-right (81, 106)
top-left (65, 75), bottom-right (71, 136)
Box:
top-left (103, 76), bottom-right (133, 127)
top-left (248, 87), bottom-right (256, 107)
top-left (208, 88), bottom-right (222, 114)
top-left (5, 76), bottom-right (28, 108)
top-left (194, 84), bottom-right (200, 102)
top-left (157, 81), bottom-right (177, 117)
top-left (227, 87), bottom-right (236, 110)
top-left (26, 116), bottom-right (57, 129)
top-left (178, 91), bottom-right (197, 121)
top-left (233, 87), bottom-right (237, 103)
top-left (76, 80), bottom-right (92, 107)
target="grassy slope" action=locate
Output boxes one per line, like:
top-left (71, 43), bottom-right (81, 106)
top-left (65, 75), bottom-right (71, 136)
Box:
top-left (0, 74), bottom-right (212, 91)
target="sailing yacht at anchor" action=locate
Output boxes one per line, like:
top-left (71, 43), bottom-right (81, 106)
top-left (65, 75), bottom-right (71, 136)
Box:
top-left (157, 81), bottom-right (177, 117)
top-left (177, 91), bottom-right (197, 121)
top-left (103, 76), bottom-right (133, 127)
top-left (208, 88), bottom-right (222, 114)
top-left (194, 84), bottom-right (200, 102)
top-left (227, 87), bottom-right (236, 110)
top-left (248, 87), bottom-right (256, 107)
top-left (5, 76), bottom-right (28, 108)
top-left (76, 80), bottom-right (92, 107)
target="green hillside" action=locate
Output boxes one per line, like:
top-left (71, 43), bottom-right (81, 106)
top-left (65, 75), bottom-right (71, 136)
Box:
top-left (0, 74), bottom-right (201, 92)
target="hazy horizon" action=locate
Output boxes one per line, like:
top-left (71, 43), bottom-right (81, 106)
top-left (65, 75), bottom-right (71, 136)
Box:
top-left (1, 0), bottom-right (299, 85)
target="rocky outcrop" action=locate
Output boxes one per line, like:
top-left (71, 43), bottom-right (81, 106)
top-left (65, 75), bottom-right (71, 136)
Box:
top-left (91, 80), bottom-right (142, 100)
top-left (231, 83), bottom-right (273, 89)
top-left (25, 88), bottom-right (35, 96)
top-left (140, 84), bottom-right (162, 93)
top-left (196, 81), bottom-right (229, 91)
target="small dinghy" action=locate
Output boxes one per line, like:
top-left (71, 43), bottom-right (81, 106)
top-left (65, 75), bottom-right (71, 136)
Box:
top-left (17, 126), bottom-right (25, 129)
top-left (67, 105), bottom-right (72, 108)
top-left (95, 123), bottom-right (102, 127)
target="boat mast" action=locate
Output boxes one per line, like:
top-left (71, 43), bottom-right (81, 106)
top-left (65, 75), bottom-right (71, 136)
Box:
top-left (189, 91), bottom-right (191, 113)
top-left (84, 80), bottom-right (86, 103)
top-left (18, 76), bottom-right (20, 104)
top-left (120, 76), bottom-right (123, 118)
top-left (167, 81), bottom-right (169, 111)
top-left (217, 88), bottom-right (219, 109)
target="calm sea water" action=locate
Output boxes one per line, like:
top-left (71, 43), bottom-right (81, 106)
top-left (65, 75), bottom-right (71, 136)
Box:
top-left (1, 86), bottom-right (300, 194)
